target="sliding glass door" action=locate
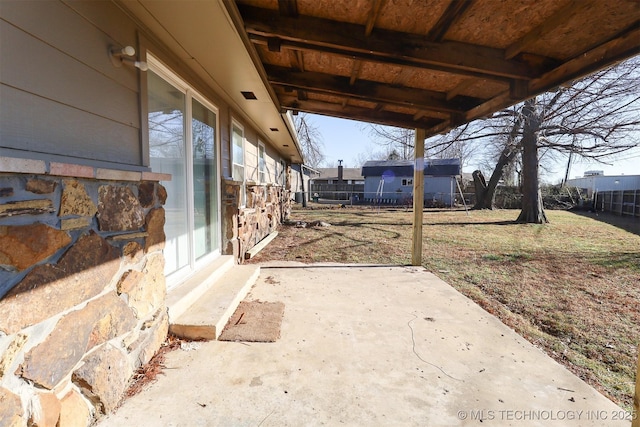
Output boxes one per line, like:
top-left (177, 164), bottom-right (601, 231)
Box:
top-left (147, 56), bottom-right (220, 286)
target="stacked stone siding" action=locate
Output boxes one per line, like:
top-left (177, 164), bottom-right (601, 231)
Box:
top-left (0, 169), bottom-right (168, 426)
top-left (222, 179), bottom-right (291, 263)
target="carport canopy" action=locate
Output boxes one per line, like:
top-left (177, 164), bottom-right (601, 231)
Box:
top-left (223, 0), bottom-right (640, 264)
top-left (224, 0), bottom-right (639, 135)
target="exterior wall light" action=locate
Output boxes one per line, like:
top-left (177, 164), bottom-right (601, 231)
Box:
top-left (110, 45), bottom-right (148, 71)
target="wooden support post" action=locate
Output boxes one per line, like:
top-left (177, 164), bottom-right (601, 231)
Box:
top-left (411, 128), bottom-right (426, 266)
top-left (633, 345), bottom-right (639, 427)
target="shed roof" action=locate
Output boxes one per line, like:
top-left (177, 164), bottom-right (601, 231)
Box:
top-left (362, 158), bottom-right (461, 177)
top-left (225, 0), bottom-right (640, 137)
top-left (314, 167), bottom-right (364, 181)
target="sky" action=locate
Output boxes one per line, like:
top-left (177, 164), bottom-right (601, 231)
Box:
top-left (307, 113), bottom-right (640, 184)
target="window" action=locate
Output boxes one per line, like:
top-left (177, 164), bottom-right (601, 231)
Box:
top-left (231, 121), bottom-right (246, 206)
top-left (402, 178), bottom-right (413, 186)
top-left (147, 54), bottom-right (220, 284)
top-left (258, 142), bottom-right (266, 183)
top-left (279, 159), bottom-right (287, 186)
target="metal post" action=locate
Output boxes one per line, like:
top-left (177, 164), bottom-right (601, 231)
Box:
top-left (411, 128), bottom-right (426, 266)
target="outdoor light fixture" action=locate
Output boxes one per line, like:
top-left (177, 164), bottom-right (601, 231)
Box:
top-left (110, 45), bottom-right (148, 71)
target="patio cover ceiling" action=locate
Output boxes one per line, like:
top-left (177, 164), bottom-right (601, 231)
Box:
top-left (224, 0), bottom-right (640, 137)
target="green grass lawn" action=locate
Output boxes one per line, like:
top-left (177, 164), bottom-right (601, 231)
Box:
top-left (249, 207), bottom-right (640, 409)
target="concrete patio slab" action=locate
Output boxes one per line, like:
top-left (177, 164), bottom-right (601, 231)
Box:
top-left (99, 263), bottom-right (629, 427)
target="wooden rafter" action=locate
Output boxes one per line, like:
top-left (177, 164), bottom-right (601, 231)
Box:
top-left (347, 0), bottom-right (386, 89)
top-left (288, 50), bottom-right (304, 72)
top-left (391, 68), bottom-right (413, 86)
top-left (278, 0), bottom-right (298, 17)
top-left (528, 22), bottom-right (640, 94)
top-left (427, 0), bottom-right (474, 42)
top-left (505, 0), bottom-right (593, 59)
top-left (240, 4), bottom-right (552, 81)
top-left (277, 93), bottom-right (444, 129)
top-left (465, 21), bottom-right (640, 123)
top-left (264, 65), bottom-right (481, 114)
top-left (226, 0), bottom-right (640, 140)
top-left (446, 79), bottom-right (476, 101)
top-left (365, 0), bottom-right (385, 36)
top-left (349, 60), bottom-right (362, 85)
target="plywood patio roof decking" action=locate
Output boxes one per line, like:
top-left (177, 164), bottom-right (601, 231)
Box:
top-left (225, 0), bottom-right (640, 135)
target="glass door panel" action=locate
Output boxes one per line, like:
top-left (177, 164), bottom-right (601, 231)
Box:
top-left (192, 99), bottom-right (219, 260)
top-left (147, 70), bottom-right (189, 276)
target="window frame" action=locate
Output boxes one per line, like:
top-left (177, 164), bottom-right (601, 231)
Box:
top-left (258, 141), bottom-right (266, 184)
top-left (146, 53), bottom-right (222, 286)
top-left (231, 119), bottom-right (246, 207)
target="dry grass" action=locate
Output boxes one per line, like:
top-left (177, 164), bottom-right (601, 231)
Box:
top-left (249, 206), bottom-right (640, 409)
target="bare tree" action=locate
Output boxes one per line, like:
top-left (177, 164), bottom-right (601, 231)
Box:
top-left (366, 125), bottom-right (415, 159)
top-left (293, 113), bottom-right (326, 168)
top-left (425, 122), bottom-right (479, 170)
top-left (438, 56), bottom-right (640, 222)
top-left (366, 122), bottom-right (477, 167)
top-left (352, 145), bottom-right (397, 166)
top-left (470, 108), bottom-right (524, 209)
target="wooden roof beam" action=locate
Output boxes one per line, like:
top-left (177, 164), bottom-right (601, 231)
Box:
top-left (349, 1), bottom-right (385, 88)
top-left (446, 78), bottom-right (476, 101)
top-left (288, 50), bottom-right (305, 71)
top-left (462, 22), bottom-right (640, 133)
top-left (391, 68), bottom-right (413, 86)
top-left (240, 4), bottom-right (551, 81)
top-left (249, 33), bottom-right (533, 83)
top-left (349, 60), bottom-right (362, 85)
top-left (278, 0), bottom-right (298, 17)
top-left (505, 0), bottom-right (593, 59)
top-left (264, 65), bottom-right (481, 114)
top-left (278, 94), bottom-right (444, 129)
top-left (365, 0), bottom-right (385, 36)
top-left (412, 109), bottom-right (452, 121)
top-left (427, 0), bottom-right (474, 42)
top-left (529, 22), bottom-right (640, 94)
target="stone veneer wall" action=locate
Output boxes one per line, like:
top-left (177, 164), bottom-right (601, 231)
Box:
top-left (222, 179), bottom-right (292, 263)
top-left (0, 163), bottom-right (169, 427)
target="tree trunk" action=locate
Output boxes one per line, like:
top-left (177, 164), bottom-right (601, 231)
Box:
top-left (472, 170), bottom-right (489, 209)
top-left (516, 98), bottom-right (548, 224)
top-left (472, 143), bottom-right (520, 210)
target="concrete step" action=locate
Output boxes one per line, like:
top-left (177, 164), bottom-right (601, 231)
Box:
top-left (168, 264), bottom-right (260, 341)
top-left (166, 255), bottom-right (235, 322)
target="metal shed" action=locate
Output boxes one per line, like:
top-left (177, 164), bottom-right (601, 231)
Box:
top-left (362, 159), bottom-right (461, 205)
